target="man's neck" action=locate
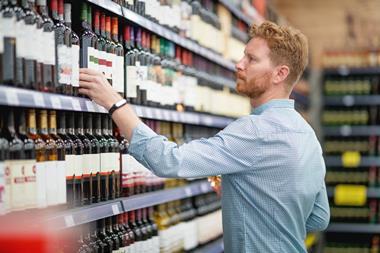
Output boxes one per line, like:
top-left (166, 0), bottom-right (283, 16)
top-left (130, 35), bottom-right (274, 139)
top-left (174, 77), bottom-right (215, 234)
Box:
top-left (250, 90), bottom-right (289, 108)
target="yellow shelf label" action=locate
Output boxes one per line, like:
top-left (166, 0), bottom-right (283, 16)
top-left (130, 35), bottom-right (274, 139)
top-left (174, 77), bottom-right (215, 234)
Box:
top-left (305, 233), bottom-right (317, 249)
top-left (334, 184), bottom-right (367, 206)
top-left (341, 151), bottom-right (361, 168)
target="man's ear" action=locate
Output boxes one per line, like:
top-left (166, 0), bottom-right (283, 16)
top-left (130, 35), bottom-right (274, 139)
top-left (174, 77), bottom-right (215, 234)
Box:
top-left (273, 65), bottom-right (290, 84)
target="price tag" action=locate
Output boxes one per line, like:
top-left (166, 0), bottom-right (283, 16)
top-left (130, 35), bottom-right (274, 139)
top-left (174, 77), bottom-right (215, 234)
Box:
top-left (33, 93), bottom-right (45, 107)
top-left (340, 125), bottom-right (352, 136)
top-left (112, 204), bottom-right (120, 215)
top-left (342, 95), bottom-right (355, 107)
top-left (85, 100), bottom-right (95, 112)
top-left (72, 99), bottom-right (81, 111)
top-left (203, 116), bottom-right (213, 126)
top-left (64, 215), bottom-right (75, 227)
top-left (184, 187), bottom-right (193, 197)
top-left (334, 184), bottom-right (367, 206)
top-left (342, 151), bottom-right (361, 168)
top-left (6, 89), bottom-right (19, 106)
top-left (50, 96), bottom-right (62, 109)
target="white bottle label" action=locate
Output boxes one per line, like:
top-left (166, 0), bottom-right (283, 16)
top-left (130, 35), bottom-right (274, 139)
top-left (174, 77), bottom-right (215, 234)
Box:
top-left (36, 161), bottom-right (47, 208)
top-left (82, 154), bottom-right (92, 176)
top-left (47, 31), bottom-right (56, 65)
top-left (3, 161), bottom-right (12, 212)
top-left (98, 50), bottom-right (107, 76)
top-left (24, 24), bottom-right (37, 60)
top-left (10, 160), bottom-right (26, 211)
top-left (65, 154), bottom-right (76, 178)
top-left (0, 16), bottom-right (4, 53)
top-left (35, 28), bottom-right (44, 63)
top-left (0, 161), bottom-right (5, 215)
top-left (91, 153), bottom-right (101, 174)
top-left (114, 55), bottom-right (125, 93)
top-left (57, 44), bottom-right (67, 84)
top-left (15, 20), bottom-right (26, 58)
top-left (126, 66), bottom-right (137, 98)
top-left (75, 154), bottom-right (84, 177)
top-left (56, 160), bottom-right (67, 205)
top-left (45, 160), bottom-right (58, 206)
top-left (71, 45), bottom-right (80, 87)
top-left (87, 47), bottom-right (98, 71)
top-left (104, 52), bottom-right (113, 80)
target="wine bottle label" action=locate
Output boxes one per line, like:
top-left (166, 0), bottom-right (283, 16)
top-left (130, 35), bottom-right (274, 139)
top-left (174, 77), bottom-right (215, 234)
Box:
top-left (90, 153), bottom-right (101, 174)
top-left (104, 52), bottom-right (113, 80)
top-left (75, 154), bottom-right (83, 177)
top-left (35, 28), bottom-right (45, 63)
top-left (152, 236), bottom-right (160, 253)
top-left (48, 31), bottom-right (57, 65)
top-left (24, 160), bottom-right (37, 208)
top-left (65, 154), bottom-right (76, 178)
top-left (128, 242), bottom-right (135, 253)
top-left (121, 154), bottom-right (134, 189)
top-left (0, 161), bottom-right (5, 215)
top-left (98, 50), bottom-right (107, 77)
top-left (15, 20), bottom-right (26, 58)
top-left (87, 47), bottom-right (99, 71)
top-left (45, 160), bottom-right (58, 206)
top-left (25, 24), bottom-right (38, 60)
top-left (71, 45), bottom-right (80, 87)
top-left (9, 160), bottom-right (26, 211)
top-left (111, 152), bottom-right (120, 173)
top-left (3, 161), bottom-right (11, 213)
top-left (58, 44), bottom-right (67, 84)
top-left (36, 161), bottom-right (47, 208)
top-left (56, 160), bottom-right (67, 205)
top-left (100, 152), bottom-right (114, 173)
top-left (137, 66), bottom-right (148, 91)
top-left (82, 154), bottom-right (92, 176)
top-left (114, 55), bottom-right (125, 93)
top-left (126, 66), bottom-right (137, 98)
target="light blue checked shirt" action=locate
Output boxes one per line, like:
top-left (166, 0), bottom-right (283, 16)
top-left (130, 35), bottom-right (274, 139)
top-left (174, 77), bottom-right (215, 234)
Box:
top-left (129, 99), bottom-right (330, 253)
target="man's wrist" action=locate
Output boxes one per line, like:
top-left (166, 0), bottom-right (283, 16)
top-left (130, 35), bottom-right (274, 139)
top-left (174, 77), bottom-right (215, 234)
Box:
top-left (106, 93), bottom-right (124, 111)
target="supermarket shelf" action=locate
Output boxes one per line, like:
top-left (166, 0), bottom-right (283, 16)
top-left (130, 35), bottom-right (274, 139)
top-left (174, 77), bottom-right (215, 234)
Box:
top-left (121, 180), bottom-right (213, 212)
top-left (46, 180), bottom-right (213, 229)
top-left (193, 237), bottom-right (224, 253)
top-left (324, 156), bottom-right (380, 167)
top-left (324, 95), bottom-right (380, 106)
top-left (323, 67), bottom-right (380, 76)
top-left (87, 0), bottom-right (236, 71)
top-left (218, 0), bottom-right (252, 25)
top-left (0, 86), bottom-right (235, 128)
top-left (323, 125), bottom-right (380, 136)
top-left (326, 223), bottom-right (380, 233)
top-left (327, 187), bottom-right (380, 198)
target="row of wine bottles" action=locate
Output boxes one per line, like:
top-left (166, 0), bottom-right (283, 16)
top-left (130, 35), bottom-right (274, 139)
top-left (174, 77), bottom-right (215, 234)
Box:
top-left (322, 109), bottom-right (370, 126)
top-left (329, 198), bottom-right (380, 224)
top-left (60, 193), bottom-right (222, 253)
top-left (322, 50), bottom-right (380, 68)
top-left (0, 107), bottom-right (219, 213)
top-left (324, 138), bottom-right (374, 155)
top-left (324, 77), bottom-right (380, 96)
top-left (0, 0), bottom-right (251, 118)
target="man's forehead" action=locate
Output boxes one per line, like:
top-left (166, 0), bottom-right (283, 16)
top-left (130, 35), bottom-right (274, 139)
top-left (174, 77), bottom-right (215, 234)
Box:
top-left (245, 37), bottom-right (270, 55)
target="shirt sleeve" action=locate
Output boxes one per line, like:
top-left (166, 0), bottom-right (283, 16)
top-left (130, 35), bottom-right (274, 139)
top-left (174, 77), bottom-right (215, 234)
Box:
top-left (305, 183), bottom-right (330, 232)
top-left (128, 116), bottom-right (260, 178)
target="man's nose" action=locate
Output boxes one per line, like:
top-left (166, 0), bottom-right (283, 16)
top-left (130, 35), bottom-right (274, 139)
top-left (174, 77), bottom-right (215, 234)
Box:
top-left (235, 57), bottom-right (245, 71)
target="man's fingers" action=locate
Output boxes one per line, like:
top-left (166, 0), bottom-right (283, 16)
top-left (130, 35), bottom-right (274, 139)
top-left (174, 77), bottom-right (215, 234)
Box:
top-left (79, 72), bottom-right (99, 82)
top-left (80, 68), bottom-right (101, 76)
top-left (78, 88), bottom-right (91, 97)
top-left (79, 80), bottom-right (94, 88)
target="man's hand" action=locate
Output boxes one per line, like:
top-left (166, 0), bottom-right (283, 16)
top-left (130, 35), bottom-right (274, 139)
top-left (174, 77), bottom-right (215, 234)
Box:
top-left (208, 176), bottom-right (221, 196)
top-left (79, 68), bottom-right (123, 110)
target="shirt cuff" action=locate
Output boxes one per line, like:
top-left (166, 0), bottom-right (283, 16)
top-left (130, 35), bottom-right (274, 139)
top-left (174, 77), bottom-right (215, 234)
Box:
top-left (129, 122), bottom-right (158, 161)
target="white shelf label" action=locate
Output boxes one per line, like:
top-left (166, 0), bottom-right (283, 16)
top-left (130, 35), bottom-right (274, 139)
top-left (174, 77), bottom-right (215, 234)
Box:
top-left (340, 125), bottom-right (352, 136)
top-left (6, 89), bottom-right (19, 106)
top-left (172, 111), bottom-right (179, 122)
top-left (112, 204), bottom-right (120, 215)
top-left (33, 93), bottom-right (45, 107)
top-left (85, 100), bottom-right (95, 112)
top-left (50, 96), bottom-right (62, 109)
top-left (72, 99), bottom-right (81, 111)
top-left (145, 108), bottom-right (153, 118)
top-left (343, 95), bottom-right (355, 107)
top-left (64, 215), bottom-right (75, 227)
top-left (184, 187), bottom-right (193, 197)
top-left (200, 183), bottom-right (210, 193)
top-left (134, 106), bottom-right (143, 116)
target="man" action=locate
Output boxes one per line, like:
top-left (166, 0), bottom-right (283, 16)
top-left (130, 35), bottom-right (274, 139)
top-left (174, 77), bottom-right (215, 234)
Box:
top-left (79, 21), bottom-right (330, 253)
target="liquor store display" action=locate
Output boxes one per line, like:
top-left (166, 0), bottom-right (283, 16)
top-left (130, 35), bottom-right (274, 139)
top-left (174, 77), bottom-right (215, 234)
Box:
top-left (322, 61), bottom-right (380, 249)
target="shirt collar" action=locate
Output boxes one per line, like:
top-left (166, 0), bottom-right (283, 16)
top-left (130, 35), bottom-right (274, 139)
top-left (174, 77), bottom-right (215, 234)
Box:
top-left (251, 99), bottom-right (295, 115)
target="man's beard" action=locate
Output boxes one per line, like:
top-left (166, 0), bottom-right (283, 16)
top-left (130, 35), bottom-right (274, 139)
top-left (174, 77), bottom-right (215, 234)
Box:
top-left (236, 72), bottom-right (272, 99)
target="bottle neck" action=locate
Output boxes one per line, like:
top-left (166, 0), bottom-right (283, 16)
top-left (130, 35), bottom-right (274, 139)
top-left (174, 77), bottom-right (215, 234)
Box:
top-left (64, 3), bottom-right (71, 27)
top-left (50, 0), bottom-right (59, 20)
